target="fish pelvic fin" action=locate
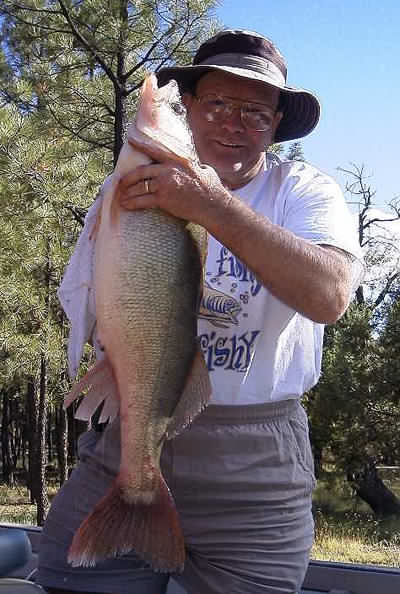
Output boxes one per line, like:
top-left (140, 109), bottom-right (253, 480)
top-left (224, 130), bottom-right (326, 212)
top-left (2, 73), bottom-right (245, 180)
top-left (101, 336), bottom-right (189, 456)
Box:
top-left (166, 346), bottom-right (211, 440)
top-left (67, 472), bottom-right (185, 573)
top-left (64, 358), bottom-right (119, 424)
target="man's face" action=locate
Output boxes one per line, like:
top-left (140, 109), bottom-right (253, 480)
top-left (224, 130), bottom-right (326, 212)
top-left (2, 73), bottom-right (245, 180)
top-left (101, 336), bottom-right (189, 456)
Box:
top-left (183, 71), bottom-right (282, 189)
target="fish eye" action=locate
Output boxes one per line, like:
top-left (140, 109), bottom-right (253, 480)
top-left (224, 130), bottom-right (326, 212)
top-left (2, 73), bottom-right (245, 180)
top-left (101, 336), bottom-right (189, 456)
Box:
top-left (171, 100), bottom-right (186, 116)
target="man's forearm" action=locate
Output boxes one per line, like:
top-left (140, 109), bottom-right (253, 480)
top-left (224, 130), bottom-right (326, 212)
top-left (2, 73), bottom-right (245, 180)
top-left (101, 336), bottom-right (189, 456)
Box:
top-left (202, 190), bottom-right (353, 324)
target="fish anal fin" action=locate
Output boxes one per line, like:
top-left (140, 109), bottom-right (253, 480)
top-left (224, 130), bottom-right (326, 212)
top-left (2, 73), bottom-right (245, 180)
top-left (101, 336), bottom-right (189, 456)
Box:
top-left (64, 358), bottom-right (119, 423)
top-left (167, 347), bottom-right (211, 440)
top-left (68, 472), bottom-right (185, 573)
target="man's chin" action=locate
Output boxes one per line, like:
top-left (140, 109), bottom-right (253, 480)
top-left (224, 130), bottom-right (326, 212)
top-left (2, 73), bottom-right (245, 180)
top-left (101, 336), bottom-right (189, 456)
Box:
top-left (206, 156), bottom-right (244, 176)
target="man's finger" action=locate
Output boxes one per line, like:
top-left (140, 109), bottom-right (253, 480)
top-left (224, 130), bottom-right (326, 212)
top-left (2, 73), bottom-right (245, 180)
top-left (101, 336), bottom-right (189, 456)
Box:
top-left (119, 193), bottom-right (157, 211)
top-left (118, 164), bottom-right (162, 190)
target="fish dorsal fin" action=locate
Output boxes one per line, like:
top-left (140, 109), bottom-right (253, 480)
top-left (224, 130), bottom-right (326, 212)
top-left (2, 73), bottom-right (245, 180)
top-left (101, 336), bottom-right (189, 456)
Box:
top-left (166, 347), bottom-right (211, 440)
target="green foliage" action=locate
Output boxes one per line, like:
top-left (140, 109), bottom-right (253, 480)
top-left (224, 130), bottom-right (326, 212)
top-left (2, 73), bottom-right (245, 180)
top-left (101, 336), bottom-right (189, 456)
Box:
top-left (0, 105), bottom-right (75, 393)
top-left (1, 0), bottom-right (220, 164)
top-left (377, 298), bottom-right (400, 405)
top-left (285, 140), bottom-right (305, 161)
top-left (307, 301), bottom-right (400, 475)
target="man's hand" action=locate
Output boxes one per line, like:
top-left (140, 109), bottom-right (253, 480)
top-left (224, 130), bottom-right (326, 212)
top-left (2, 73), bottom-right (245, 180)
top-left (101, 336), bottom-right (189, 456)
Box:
top-left (117, 138), bottom-right (231, 226)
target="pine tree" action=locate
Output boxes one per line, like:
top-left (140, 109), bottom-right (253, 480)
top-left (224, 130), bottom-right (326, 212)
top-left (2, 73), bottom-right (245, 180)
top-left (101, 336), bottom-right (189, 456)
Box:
top-left (1, 0), bottom-right (219, 165)
top-left (0, 103), bottom-right (80, 521)
top-left (285, 140), bottom-right (305, 161)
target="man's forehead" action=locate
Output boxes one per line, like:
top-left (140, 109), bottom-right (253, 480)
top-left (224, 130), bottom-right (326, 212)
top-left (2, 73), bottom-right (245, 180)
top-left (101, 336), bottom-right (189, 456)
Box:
top-left (196, 70), bottom-right (280, 106)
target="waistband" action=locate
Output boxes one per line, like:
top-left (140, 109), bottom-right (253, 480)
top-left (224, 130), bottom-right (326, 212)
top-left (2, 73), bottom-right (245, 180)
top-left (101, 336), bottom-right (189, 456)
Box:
top-left (194, 398), bottom-right (300, 425)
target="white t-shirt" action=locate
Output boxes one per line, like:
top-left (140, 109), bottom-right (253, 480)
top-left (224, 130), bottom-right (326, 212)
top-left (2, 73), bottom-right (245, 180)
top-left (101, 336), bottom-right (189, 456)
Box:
top-left (197, 155), bottom-right (362, 404)
top-left (58, 154), bottom-right (362, 405)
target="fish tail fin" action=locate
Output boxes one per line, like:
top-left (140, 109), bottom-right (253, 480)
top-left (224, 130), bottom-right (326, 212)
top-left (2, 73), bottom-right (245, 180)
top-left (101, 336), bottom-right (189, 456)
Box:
top-left (68, 472), bottom-right (185, 573)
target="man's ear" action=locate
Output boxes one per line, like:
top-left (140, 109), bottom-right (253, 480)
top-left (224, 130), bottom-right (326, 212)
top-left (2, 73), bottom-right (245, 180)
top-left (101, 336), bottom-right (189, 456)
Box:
top-left (272, 110), bottom-right (284, 140)
top-left (275, 110), bottom-right (284, 127)
top-left (182, 93), bottom-right (194, 109)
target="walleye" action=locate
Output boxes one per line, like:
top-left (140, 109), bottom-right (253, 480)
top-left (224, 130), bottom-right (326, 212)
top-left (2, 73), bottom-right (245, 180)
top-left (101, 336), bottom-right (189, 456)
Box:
top-left (64, 74), bottom-right (211, 573)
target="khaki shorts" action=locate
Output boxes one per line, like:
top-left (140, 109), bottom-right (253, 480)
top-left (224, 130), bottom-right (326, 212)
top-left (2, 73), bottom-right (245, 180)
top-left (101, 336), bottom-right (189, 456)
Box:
top-left (37, 399), bottom-right (315, 594)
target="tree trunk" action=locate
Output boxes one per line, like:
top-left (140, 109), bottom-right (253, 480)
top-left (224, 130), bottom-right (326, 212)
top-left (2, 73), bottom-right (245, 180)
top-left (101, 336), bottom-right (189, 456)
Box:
top-left (312, 445), bottom-right (323, 480)
top-left (26, 378), bottom-right (38, 504)
top-left (355, 285), bottom-right (365, 305)
top-left (47, 409), bottom-right (53, 464)
top-left (55, 403), bottom-right (68, 486)
top-left (66, 405), bottom-right (87, 469)
top-left (67, 405), bottom-right (78, 467)
top-left (348, 460), bottom-right (400, 517)
top-left (112, 0), bottom-right (128, 165)
top-left (1, 391), bottom-right (15, 486)
top-left (36, 353), bottom-right (50, 525)
top-left (9, 395), bottom-right (22, 472)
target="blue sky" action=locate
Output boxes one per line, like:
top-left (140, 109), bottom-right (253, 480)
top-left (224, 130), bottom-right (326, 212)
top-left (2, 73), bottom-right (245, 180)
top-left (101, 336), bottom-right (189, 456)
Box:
top-left (215, 0), bottom-right (399, 210)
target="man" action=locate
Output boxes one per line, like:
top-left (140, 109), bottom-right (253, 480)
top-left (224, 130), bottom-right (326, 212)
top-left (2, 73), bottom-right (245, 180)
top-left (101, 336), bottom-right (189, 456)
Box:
top-left (37, 30), bottom-right (362, 594)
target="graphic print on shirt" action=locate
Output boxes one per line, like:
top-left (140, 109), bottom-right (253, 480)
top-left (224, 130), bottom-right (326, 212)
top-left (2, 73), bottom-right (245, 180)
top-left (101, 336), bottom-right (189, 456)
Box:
top-left (199, 283), bottom-right (241, 328)
top-left (198, 246), bottom-right (262, 373)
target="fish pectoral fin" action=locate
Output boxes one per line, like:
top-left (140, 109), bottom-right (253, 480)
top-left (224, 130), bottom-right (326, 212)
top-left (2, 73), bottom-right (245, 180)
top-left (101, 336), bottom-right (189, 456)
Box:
top-left (64, 358), bottom-right (120, 423)
top-left (166, 347), bottom-right (211, 440)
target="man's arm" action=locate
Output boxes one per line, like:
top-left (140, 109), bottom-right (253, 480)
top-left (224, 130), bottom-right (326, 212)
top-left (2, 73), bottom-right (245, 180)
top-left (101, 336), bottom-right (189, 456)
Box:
top-left (199, 189), bottom-right (352, 324)
top-left (117, 151), bottom-right (354, 324)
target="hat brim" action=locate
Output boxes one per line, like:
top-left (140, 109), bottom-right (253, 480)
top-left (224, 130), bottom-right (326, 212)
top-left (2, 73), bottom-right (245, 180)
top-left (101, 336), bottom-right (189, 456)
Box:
top-left (156, 64), bottom-right (320, 143)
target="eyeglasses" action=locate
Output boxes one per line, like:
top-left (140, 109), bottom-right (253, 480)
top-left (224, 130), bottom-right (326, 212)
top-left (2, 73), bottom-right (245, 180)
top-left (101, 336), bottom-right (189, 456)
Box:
top-left (195, 93), bottom-right (276, 131)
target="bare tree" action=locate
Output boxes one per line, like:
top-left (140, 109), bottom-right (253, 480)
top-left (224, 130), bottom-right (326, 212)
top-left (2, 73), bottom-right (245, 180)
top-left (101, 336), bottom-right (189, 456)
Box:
top-left (339, 163), bottom-right (400, 308)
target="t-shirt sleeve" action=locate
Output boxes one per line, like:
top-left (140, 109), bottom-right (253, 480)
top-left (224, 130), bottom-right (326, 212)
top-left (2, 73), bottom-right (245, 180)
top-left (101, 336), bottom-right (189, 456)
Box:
top-left (280, 162), bottom-right (364, 288)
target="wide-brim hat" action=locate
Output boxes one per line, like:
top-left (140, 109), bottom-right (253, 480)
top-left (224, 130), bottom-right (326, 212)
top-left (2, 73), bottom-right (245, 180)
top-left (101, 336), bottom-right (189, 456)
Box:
top-left (156, 30), bottom-right (320, 143)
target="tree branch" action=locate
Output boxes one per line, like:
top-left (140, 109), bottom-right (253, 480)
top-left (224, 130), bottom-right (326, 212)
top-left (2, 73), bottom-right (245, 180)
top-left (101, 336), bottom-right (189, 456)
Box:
top-left (56, 0), bottom-right (120, 89)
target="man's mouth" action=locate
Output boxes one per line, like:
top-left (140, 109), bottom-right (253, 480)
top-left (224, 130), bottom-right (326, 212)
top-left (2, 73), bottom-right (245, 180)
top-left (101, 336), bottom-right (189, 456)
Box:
top-left (215, 140), bottom-right (244, 149)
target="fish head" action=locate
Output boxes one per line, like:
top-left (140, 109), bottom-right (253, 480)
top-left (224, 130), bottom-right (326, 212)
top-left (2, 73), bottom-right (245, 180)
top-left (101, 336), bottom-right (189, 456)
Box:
top-left (129, 74), bottom-right (198, 165)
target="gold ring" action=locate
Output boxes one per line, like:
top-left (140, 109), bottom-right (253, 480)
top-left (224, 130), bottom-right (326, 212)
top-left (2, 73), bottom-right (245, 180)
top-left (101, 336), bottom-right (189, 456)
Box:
top-left (144, 178), bottom-right (150, 194)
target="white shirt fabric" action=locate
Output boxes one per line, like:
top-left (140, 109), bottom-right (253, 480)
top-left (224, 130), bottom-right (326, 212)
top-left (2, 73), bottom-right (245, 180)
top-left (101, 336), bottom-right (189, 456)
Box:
top-left (58, 154), bottom-right (362, 405)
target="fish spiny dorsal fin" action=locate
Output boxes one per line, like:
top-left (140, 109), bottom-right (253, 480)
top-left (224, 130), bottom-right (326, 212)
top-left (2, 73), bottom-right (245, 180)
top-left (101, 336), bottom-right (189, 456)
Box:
top-left (136, 74), bottom-right (159, 132)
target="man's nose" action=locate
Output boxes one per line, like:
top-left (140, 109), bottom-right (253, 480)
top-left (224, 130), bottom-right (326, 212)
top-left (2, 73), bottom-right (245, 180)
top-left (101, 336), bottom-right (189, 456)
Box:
top-left (221, 106), bottom-right (245, 133)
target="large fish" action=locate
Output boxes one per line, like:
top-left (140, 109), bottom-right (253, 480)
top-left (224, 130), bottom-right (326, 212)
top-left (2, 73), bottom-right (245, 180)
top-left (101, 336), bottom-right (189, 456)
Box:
top-left (64, 74), bottom-right (211, 573)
